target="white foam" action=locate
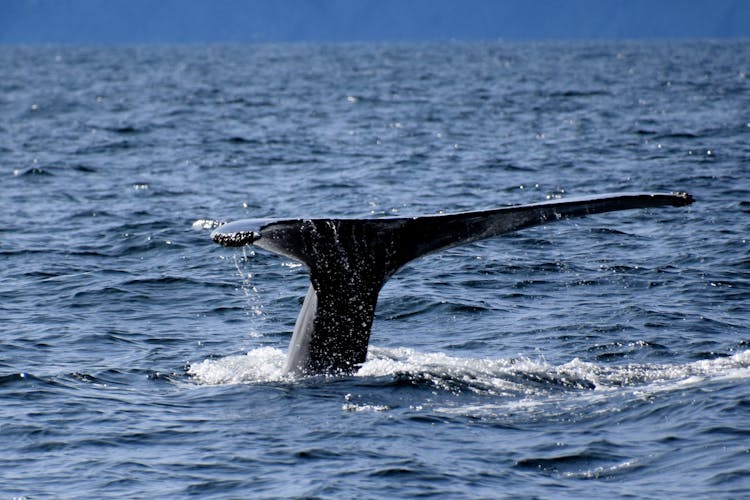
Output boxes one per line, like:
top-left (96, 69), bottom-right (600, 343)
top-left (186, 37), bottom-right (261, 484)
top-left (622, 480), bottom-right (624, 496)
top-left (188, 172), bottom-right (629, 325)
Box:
top-left (191, 219), bottom-right (223, 230)
top-left (341, 403), bottom-right (390, 412)
top-left (433, 349), bottom-right (750, 417)
top-left (186, 345), bottom-right (750, 396)
top-left (562, 457), bottom-right (642, 479)
top-left (187, 347), bottom-right (287, 384)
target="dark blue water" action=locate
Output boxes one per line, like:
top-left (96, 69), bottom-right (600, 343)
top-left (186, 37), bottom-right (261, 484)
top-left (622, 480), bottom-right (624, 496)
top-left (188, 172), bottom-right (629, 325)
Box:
top-left (1, 41), bottom-right (749, 498)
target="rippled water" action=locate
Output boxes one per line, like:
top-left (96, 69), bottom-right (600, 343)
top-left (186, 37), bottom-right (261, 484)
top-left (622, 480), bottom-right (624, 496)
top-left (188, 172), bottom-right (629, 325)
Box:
top-left (2, 41), bottom-right (749, 498)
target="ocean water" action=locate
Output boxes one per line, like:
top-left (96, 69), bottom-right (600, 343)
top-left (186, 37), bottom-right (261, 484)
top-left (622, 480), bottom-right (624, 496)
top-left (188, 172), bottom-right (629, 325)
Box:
top-left (1, 41), bottom-right (749, 498)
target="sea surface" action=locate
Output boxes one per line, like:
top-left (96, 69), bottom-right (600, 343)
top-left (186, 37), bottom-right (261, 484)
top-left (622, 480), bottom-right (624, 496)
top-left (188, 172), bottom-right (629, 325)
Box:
top-left (1, 41), bottom-right (749, 498)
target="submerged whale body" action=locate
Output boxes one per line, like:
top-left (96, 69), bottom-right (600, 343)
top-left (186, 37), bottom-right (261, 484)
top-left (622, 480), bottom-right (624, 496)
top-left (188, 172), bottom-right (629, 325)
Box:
top-left (211, 192), bottom-right (693, 376)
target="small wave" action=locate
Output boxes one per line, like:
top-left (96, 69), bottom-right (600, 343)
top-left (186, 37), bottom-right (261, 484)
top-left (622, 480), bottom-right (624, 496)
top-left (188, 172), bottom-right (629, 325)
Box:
top-left (75, 140), bottom-right (136, 154)
top-left (105, 125), bottom-right (146, 135)
top-left (0, 372), bottom-right (43, 386)
top-left (225, 136), bottom-right (261, 145)
top-left (517, 452), bottom-right (643, 479)
top-left (12, 167), bottom-right (53, 177)
top-left (547, 89), bottom-right (610, 98)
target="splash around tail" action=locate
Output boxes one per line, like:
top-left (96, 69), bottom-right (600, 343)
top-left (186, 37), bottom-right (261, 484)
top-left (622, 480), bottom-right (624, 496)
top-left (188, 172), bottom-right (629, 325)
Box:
top-left (210, 192), bottom-right (694, 376)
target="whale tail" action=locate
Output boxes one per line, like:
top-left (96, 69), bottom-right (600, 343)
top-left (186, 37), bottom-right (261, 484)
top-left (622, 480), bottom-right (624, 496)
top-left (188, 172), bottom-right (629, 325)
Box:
top-left (212, 192), bottom-right (693, 375)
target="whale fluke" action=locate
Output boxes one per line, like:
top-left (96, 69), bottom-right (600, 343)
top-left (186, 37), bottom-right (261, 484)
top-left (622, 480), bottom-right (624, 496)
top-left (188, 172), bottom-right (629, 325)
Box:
top-left (211, 192), bottom-right (693, 376)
